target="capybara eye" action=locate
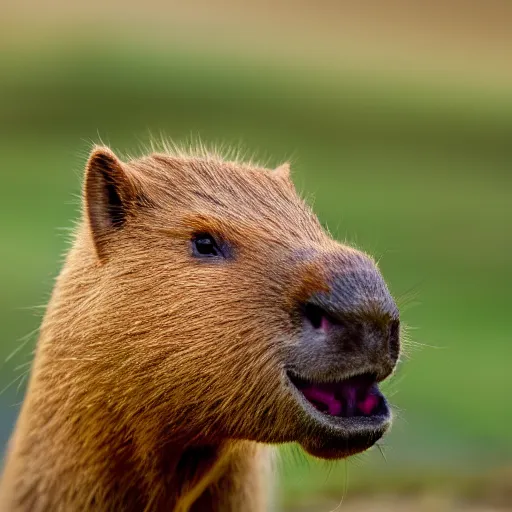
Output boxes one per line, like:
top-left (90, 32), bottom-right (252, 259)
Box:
top-left (192, 233), bottom-right (221, 258)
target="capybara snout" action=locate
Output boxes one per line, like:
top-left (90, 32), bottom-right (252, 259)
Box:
top-left (290, 248), bottom-right (400, 384)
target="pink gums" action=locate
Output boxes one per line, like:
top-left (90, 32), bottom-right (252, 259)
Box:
top-left (358, 394), bottom-right (379, 415)
top-left (302, 387), bottom-right (343, 416)
top-left (299, 378), bottom-right (381, 418)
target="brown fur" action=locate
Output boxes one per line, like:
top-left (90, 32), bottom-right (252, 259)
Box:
top-left (0, 145), bottom-right (399, 511)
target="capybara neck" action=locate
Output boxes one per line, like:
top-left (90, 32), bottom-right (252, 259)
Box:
top-left (0, 146), bottom-right (399, 511)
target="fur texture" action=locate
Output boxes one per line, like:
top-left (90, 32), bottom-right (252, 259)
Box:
top-left (0, 146), bottom-right (399, 511)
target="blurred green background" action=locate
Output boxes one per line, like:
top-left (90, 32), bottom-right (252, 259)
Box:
top-left (0, 2), bottom-right (511, 510)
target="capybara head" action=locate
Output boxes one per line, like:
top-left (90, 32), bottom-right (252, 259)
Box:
top-left (51, 146), bottom-right (400, 461)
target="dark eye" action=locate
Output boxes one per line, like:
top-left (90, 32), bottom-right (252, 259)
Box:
top-left (192, 233), bottom-right (221, 258)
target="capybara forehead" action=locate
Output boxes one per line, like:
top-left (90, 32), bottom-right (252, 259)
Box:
top-left (128, 153), bottom-right (328, 244)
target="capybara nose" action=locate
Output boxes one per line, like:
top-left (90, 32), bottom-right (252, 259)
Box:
top-left (302, 262), bottom-right (400, 381)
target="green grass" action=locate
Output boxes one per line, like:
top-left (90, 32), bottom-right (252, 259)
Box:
top-left (0, 39), bottom-right (511, 505)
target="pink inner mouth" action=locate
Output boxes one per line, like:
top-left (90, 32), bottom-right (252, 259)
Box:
top-left (290, 373), bottom-right (384, 417)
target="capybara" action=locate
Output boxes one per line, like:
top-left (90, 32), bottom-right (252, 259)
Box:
top-left (0, 145), bottom-right (400, 511)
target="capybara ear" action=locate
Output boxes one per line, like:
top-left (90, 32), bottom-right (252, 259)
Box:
top-left (84, 146), bottom-right (138, 262)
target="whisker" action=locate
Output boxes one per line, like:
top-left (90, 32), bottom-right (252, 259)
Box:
top-left (377, 442), bottom-right (388, 463)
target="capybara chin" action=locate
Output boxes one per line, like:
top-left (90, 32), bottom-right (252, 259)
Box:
top-left (0, 145), bottom-right (400, 511)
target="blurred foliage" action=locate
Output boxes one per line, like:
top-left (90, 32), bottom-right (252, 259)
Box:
top-left (0, 39), bottom-right (511, 508)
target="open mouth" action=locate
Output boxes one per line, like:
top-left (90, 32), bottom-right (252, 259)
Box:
top-left (286, 370), bottom-right (391, 459)
top-left (287, 371), bottom-right (388, 420)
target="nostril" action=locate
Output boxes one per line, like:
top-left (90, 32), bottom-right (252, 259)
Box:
top-left (303, 302), bottom-right (342, 332)
top-left (303, 303), bottom-right (325, 330)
